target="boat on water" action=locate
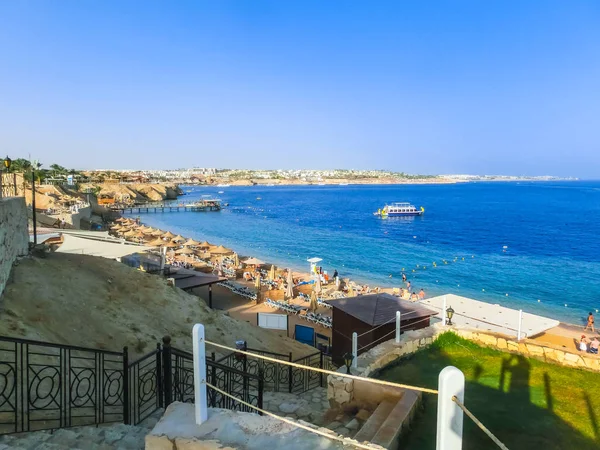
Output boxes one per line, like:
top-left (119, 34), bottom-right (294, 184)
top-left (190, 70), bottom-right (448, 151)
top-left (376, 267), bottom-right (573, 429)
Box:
top-left (266, 183), bottom-right (275, 187)
top-left (216, 184), bottom-right (230, 187)
top-left (374, 202), bottom-right (424, 217)
top-left (217, 191), bottom-right (224, 194)
top-left (339, 183), bottom-right (349, 186)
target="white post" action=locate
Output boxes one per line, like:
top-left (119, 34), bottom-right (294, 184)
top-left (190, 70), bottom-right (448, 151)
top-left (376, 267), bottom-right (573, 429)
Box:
top-left (517, 309), bottom-right (523, 341)
top-left (442, 296), bottom-right (447, 326)
top-left (193, 324), bottom-right (208, 425)
top-left (396, 311), bottom-right (401, 343)
top-left (352, 332), bottom-right (358, 369)
top-left (436, 366), bottom-right (465, 450)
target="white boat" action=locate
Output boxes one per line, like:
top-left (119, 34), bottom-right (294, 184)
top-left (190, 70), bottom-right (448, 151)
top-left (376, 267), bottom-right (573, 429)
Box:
top-left (374, 202), bottom-right (425, 217)
top-left (217, 191), bottom-right (224, 194)
top-left (266, 183), bottom-right (275, 187)
top-left (317, 183), bottom-right (326, 186)
top-left (339, 183), bottom-right (349, 186)
top-left (216, 184), bottom-right (230, 187)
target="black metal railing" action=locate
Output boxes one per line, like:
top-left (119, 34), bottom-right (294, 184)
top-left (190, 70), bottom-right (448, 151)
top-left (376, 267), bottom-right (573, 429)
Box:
top-left (127, 344), bottom-right (161, 425)
top-left (0, 336), bottom-right (124, 435)
top-left (0, 334), bottom-right (267, 436)
top-left (215, 347), bottom-right (334, 395)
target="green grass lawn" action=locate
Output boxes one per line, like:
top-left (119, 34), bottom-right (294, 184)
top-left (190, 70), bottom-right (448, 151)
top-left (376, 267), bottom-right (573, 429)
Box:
top-left (377, 333), bottom-right (600, 450)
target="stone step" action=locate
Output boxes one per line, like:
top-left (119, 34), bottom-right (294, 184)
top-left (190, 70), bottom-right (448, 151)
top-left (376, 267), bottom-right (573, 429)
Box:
top-left (371, 390), bottom-right (421, 449)
top-left (352, 399), bottom-right (396, 444)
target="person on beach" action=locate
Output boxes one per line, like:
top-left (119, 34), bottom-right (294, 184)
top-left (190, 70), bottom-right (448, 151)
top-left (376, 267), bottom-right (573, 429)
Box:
top-left (590, 338), bottom-right (599, 354)
top-left (406, 281), bottom-right (411, 291)
top-left (579, 335), bottom-right (588, 352)
top-left (419, 289), bottom-right (425, 299)
top-left (411, 291), bottom-right (418, 300)
top-left (333, 269), bottom-right (338, 280)
top-left (584, 312), bottom-right (595, 332)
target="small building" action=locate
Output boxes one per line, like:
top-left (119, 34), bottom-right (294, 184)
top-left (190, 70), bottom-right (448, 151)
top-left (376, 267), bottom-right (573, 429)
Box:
top-left (327, 293), bottom-right (438, 365)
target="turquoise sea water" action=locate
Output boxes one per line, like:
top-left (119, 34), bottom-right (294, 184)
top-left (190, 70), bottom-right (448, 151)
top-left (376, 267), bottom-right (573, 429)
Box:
top-left (132, 182), bottom-right (600, 325)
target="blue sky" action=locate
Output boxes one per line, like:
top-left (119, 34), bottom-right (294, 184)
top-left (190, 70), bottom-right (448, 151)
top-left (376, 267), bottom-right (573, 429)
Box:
top-left (0, 1), bottom-right (598, 176)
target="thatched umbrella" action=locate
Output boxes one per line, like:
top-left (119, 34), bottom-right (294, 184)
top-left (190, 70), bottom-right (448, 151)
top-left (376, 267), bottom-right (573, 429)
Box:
top-left (314, 275), bottom-right (322, 296)
top-left (147, 237), bottom-right (166, 247)
top-left (183, 238), bottom-right (200, 247)
top-left (198, 241), bottom-right (212, 249)
top-left (347, 284), bottom-right (355, 297)
top-left (164, 241), bottom-right (178, 248)
top-left (310, 290), bottom-right (318, 312)
top-left (123, 229), bottom-right (139, 237)
top-left (110, 224), bottom-right (122, 230)
top-left (175, 247), bottom-right (195, 255)
top-left (115, 217), bottom-right (127, 223)
top-left (195, 250), bottom-right (211, 260)
top-left (211, 245), bottom-right (233, 255)
top-left (255, 275), bottom-right (261, 290)
top-left (243, 257), bottom-right (265, 266)
top-left (285, 270), bottom-right (294, 300)
top-left (172, 234), bottom-right (186, 243)
top-left (162, 231), bottom-right (175, 239)
top-left (269, 264), bottom-right (276, 281)
top-left (151, 229), bottom-right (164, 237)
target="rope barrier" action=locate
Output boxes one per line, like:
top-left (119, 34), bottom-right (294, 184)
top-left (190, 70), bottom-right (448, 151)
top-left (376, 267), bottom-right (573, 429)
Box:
top-left (357, 315), bottom-right (435, 351)
top-left (204, 340), bottom-right (439, 394)
top-left (452, 396), bottom-right (510, 450)
top-left (356, 309), bottom-right (419, 338)
top-left (204, 381), bottom-right (380, 450)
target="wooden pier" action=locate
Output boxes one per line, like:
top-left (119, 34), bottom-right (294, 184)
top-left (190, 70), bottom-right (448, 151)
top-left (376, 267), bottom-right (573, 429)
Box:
top-left (111, 202), bottom-right (221, 214)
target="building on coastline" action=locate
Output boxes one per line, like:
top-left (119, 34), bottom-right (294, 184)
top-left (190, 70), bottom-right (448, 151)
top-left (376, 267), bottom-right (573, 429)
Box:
top-left (327, 293), bottom-right (437, 365)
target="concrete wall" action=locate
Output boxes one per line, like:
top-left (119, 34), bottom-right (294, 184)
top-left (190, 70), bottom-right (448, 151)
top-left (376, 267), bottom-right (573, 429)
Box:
top-left (0, 197), bottom-right (29, 296)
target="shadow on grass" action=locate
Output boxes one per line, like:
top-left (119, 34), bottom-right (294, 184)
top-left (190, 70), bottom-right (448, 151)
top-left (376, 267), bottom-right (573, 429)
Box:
top-left (378, 334), bottom-right (600, 450)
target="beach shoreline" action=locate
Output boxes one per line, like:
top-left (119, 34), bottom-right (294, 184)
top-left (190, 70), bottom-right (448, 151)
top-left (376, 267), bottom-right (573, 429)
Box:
top-left (114, 213), bottom-right (592, 331)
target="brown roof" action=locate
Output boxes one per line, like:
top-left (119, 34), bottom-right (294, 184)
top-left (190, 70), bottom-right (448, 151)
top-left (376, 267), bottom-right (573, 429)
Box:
top-left (175, 274), bottom-right (226, 290)
top-left (326, 293), bottom-right (438, 326)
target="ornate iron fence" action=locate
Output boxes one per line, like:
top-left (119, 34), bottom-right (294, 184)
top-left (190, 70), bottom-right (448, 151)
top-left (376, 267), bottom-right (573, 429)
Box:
top-left (0, 334), bottom-right (272, 436)
top-left (0, 336), bottom-right (124, 435)
top-left (166, 345), bottom-right (262, 413)
top-left (127, 345), bottom-right (162, 425)
top-left (215, 348), bottom-right (334, 395)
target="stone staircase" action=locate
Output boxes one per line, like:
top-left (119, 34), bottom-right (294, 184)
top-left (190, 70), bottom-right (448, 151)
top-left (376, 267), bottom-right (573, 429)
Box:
top-left (0, 412), bottom-right (161, 450)
top-left (354, 390), bottom-right (421, 449)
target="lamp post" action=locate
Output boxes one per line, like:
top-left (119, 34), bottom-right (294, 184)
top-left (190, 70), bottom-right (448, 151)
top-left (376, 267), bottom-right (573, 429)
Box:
top-left (343, 352), bottom-right (354, 375)
top-left (31, 160), bottom-right (40, 246)
top-left (446, 306), bottom-right (455, 326)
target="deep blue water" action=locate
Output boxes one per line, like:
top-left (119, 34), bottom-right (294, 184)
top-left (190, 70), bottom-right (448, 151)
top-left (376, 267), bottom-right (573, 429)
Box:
top-left (132, 182), bottom-right (600, 324)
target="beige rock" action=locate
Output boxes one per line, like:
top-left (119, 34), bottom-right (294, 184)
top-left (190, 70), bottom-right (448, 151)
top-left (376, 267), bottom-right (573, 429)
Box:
top-left (176, 438), bottom-right (235, 450)
top-left (496, 338), bottom-right (508, 349)
top-left (525, 344), bottom-right (545, 356)
top-left (145, 434), bottom-right (176, 450)
top-left (476, 333), bottom-right (497, 347)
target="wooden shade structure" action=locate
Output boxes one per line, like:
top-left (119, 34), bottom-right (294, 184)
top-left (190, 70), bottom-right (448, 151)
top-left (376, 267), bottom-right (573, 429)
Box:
top-left (183, 238), bottom-right (200, 247)
top-left (175, 247), bottom-right (195, 255)
top-left (326, 293), bottom-right (437, 365)
top-left (171, 235), bottom-right (186, 243)
top-left (162, 231), bottom-right (175, 239)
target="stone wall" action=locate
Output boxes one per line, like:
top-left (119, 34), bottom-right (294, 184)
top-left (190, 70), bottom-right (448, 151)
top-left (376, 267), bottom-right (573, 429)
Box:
top-left (452, 328), bottom-right (600, 372)
top-left (0, 197), bottom-right (29, 296)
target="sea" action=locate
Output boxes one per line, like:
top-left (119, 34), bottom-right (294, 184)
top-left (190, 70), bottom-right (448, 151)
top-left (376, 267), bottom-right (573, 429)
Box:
top-left (132, 181), bottom-right (600, 325)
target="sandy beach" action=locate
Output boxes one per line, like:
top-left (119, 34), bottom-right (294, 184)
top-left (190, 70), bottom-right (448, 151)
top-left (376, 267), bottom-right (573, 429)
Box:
top-left (102, 217), bottom-right (600, 356)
